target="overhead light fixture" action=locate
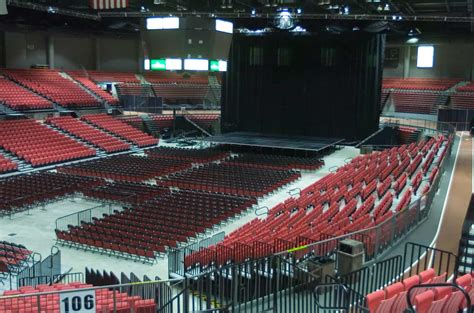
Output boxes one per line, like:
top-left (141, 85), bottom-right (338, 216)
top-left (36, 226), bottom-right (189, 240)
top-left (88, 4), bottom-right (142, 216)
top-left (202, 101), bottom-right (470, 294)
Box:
top-left (377, 5), bottom-right (383, 11)
top-left (408, 27), bottom-right (422, 36)
top-left (275, 9), bottom-right (295, 30)
top-left (296, 8), bottom-right (302, 14)
top-left (251, 8), bottom-right (256, 16)
top-left (383, 4), bottom-right (390, 11)
top-left (344, 6), bottom-right (350, 15)
top-left (406, 37), bottom-right (419, 44)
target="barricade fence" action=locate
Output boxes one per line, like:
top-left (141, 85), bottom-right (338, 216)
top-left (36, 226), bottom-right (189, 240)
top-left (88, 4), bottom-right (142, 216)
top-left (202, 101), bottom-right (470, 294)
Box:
top-left (0, 119), bottom-right (457, 313)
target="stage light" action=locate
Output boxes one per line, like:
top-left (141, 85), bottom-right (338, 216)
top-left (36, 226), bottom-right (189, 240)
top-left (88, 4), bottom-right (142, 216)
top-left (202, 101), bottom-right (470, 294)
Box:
top-left (275, 9), bottom-right (294, 30)
top-left (251, 8), bottom-right (256, 16)
top-left (406, 37), bottom-right (419, 44)
top-left (408, 27), bottom-right (422, 36)
top-left (344, 6), bottom-right (350, 15)
top-left (383, 4), bottom-right (390, 11)
top-left (296, 8), bottom-right (302, 14)
top-left (377, 5), bottom-right (383, 11)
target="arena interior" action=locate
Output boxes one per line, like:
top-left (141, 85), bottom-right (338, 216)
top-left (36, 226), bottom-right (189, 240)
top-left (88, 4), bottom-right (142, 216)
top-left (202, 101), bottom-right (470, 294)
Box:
top-left (0, 0), bottom-right (473, 312)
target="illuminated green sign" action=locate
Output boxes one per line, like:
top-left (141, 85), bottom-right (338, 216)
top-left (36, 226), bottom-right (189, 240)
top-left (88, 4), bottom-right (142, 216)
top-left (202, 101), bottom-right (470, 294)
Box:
top-left (150, 59), bottom-right (166, 71)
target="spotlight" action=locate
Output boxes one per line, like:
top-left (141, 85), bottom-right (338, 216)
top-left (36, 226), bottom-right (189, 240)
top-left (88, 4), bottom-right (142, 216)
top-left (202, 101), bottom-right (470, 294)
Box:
top-left (377, 5), bottom-right (383, 11)
top-left (251, 8), bottom-right (256, 16)
top-left (408, 27), bottom-right (422, 36)
top-left (275, 9), bottom-right (294, 30)
top-left (296, 8), bottom-right (302, 14)
top-left (140, 6), bottom-right (146, 12)
top-left (344, 6), bottom-right (350, 15)
top-left (406, 37), bottom-right (419, 44)
top-left (383, 4), bottom-right (390, 11)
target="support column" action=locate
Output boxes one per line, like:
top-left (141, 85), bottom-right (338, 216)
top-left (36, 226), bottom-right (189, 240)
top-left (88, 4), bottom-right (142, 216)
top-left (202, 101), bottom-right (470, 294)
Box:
top-left (0, 31), bottom-right (5, 68)
top-left (94, 37), bottom-right (101, 70)
top-left (47, 35), bottom-right (55, 69)
top-left (403, 45), bottom-right (411, 79)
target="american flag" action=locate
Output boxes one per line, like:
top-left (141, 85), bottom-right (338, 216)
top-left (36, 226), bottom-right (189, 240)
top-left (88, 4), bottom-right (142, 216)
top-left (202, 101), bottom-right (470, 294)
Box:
top-left (89, 0), bottom-right (129, 10)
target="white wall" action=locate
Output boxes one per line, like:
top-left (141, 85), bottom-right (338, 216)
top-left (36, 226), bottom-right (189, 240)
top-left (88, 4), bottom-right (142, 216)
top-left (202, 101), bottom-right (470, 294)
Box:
top-left (1, 30), bottom-right (140, 72)
top-left (384, 38), bottom-right (474, 80)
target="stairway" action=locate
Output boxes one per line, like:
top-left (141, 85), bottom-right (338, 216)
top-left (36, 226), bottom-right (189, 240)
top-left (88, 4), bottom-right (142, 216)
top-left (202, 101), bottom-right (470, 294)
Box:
top-left (0, 103), bottom-right (20, 115)
top-left (61, 72), bottom-right (106, 108)
top-left (140, 114), bottom-right (160, 137)
top-left (183, 116), bottom-right (212, 137)
top-left (1, 149), bottom-right (33, 172)
top-left (43, 123), bottom-right (105, 157)
top-left (458, 224), bottom-right (474, 274)
top-left (207, 76), bottom-right (222, 108)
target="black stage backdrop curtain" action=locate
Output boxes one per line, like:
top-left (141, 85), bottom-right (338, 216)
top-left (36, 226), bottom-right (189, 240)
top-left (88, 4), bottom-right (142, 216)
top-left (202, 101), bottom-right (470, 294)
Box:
top-left (221, 31), bottom-right (385, 141)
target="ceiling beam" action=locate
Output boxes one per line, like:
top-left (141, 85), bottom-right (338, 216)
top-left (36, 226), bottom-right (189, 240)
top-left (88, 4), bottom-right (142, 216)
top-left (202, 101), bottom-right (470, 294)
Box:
top-left (98, 10), bottom-right (474, 22)
top-left (8, 0), bottom-right (101, 20)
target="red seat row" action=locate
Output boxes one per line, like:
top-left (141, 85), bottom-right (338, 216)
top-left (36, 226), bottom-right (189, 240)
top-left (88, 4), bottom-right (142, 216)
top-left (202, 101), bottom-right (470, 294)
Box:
top-left (67, 70), bottom-right (140, 83)
top-left (366, 270), bottom-right (473, 313)
top-left (2, 69), bottom-right (100, 108)
top-left (383, 78), bottom-right (460, 91)
top-left (0, 241), bottom-right (32, 273)
top-left (46, 116), bottom-right (130, 153)
top-left (73, 77), bottom-right (121, 106)
top-left (0, 154), bottom-right (17, 174)
top-left (185, 135), bottom-right (451, 270)
top-left (1, 282), bottom-right (156, 313)
top-left (0, 77), bottom-right (53, 110)
top-left (81, 114), bottom-right (158, 147)
top-left (0, 119), bottom-right (96, 167)
top-left (56, 188), bottom-right (257, 259)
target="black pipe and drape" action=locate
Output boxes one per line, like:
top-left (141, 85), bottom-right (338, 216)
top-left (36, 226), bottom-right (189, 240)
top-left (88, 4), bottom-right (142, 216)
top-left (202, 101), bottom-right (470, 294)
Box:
top-left (222, 28), bottom-right (386, 141)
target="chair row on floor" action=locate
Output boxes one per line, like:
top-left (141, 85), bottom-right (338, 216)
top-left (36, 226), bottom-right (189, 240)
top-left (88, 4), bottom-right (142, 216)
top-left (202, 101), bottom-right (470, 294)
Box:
top-left (59, 154), bottom-right (193, 182)
top-left (46, 116), bottom-right (131, 153)
top-left (0, 172), bottom-right (102, 215)
top-left (158, 163), bottom-right (301, 197)
top-left (82, 181), bottom-right (169, 204)
top-left (184, 135), bottom-right (450, 271)
top-left (1, 282), bottom-right (156, 313)
top-left (0, 241), bottom-right (32, 274)
top-left (145, 146), bottom-right (229, 163)
top-left (81, 114), bottom-right (158, 148)
top-left (225, 153), bottom-right (324, 171)
top-left (366, 270), bottom-right (474, 313)
top-left (0, 119), bottom-right (96, 167)
top-left (56, 188), bottom-right (257, 260)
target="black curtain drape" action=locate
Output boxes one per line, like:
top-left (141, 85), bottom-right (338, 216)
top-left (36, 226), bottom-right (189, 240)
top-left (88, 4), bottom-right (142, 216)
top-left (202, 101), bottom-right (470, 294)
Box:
top-left (222, 30), bottom-right (385, 141)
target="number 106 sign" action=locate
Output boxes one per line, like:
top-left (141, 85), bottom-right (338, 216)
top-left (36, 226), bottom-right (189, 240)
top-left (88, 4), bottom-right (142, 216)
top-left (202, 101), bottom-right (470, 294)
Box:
top-left (60, 290), bottom-right (96, 313)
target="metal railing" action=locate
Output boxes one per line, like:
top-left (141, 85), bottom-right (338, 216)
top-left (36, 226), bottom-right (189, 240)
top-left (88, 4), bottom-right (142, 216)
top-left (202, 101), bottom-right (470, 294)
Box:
top-left (55, 194), bottom-right (136, 231)
top-left (169, 232), bottom-right (226, 277)
top-left (0, 117), bottom-right (458, 313)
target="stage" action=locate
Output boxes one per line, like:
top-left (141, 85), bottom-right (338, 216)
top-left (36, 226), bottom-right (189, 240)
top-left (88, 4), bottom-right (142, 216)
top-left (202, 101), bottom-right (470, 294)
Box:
top-left (201, 132), bottom-right (345, 152)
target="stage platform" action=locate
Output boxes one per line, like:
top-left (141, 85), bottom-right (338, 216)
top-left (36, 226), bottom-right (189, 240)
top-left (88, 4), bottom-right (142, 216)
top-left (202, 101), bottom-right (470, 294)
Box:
top-left (201, 132), bottom-right (345, 152)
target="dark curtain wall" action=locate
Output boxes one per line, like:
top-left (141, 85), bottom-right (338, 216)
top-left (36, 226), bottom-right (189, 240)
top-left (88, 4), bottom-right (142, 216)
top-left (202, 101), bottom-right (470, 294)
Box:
top-left (222, 31), bottom-right (385, 141)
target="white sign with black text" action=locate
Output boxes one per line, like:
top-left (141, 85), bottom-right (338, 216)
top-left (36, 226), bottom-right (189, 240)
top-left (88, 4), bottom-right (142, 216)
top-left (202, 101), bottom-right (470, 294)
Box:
top-left (60, 290), bottom-right (96, 313)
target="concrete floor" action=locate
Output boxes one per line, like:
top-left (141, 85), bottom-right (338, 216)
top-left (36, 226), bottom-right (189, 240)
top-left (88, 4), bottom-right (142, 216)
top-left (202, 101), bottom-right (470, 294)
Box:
top-left (0, 146), bottom-right (360, 291)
